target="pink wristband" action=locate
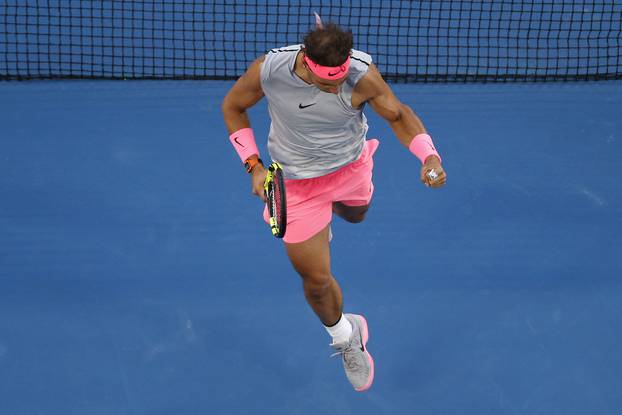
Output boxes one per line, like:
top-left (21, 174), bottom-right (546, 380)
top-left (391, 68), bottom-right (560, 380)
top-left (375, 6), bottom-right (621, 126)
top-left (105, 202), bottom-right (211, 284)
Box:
top-left (409, 133), bottom-right (441, 164)
top-left (229, 128), bottom-right (260, 162)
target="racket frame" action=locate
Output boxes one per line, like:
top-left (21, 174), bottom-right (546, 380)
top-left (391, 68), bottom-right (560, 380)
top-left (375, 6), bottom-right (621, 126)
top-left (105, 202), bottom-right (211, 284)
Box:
top-left (264, 162), bottom-right (287, 238)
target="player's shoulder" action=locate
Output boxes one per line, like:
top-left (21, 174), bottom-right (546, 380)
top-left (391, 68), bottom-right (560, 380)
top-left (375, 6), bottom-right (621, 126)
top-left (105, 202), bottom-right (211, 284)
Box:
top-left (348, 49), bottom-right (374, 87)
top-left (262, 44), bottom-right (301, 68)
top-left (266, 44), bottom-right (303, 56)
top-left (352, 61), bottom-right (392, 104)
top-left (350, 49), bottom-right (373, 67)
top-left (260, 44), bottom-right (301, 83)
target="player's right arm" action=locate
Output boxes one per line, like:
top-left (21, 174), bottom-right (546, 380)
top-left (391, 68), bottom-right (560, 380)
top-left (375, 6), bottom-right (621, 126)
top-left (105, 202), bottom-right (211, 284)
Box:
top-left (222, 56), bottom-right (265, 133)
top-left (221, 56), bottom-right (268, 200)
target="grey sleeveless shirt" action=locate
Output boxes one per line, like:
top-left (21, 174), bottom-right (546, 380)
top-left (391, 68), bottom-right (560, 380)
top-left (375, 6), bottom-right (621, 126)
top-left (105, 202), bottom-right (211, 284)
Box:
top-left (259, 44), bottom-right (372, 179)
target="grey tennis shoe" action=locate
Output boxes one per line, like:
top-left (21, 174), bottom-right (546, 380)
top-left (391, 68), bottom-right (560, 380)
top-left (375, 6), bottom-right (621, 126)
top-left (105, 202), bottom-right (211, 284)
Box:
top-left (331, 313), bottom-right (375, 391)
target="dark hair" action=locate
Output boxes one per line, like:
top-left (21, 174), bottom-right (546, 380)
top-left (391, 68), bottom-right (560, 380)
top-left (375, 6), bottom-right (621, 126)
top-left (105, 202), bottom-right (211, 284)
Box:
top-left (303, 23), bottom-right (353, 67)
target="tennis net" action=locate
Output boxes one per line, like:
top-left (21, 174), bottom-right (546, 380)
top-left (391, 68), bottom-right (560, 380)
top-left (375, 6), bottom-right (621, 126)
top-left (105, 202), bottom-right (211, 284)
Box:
top-left (1, 1), bottom-right (621, 82)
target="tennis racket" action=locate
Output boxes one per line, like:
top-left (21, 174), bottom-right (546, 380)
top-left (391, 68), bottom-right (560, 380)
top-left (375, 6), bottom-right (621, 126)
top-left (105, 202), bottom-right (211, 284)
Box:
top-left (264, 162), bottom-right (287, 238)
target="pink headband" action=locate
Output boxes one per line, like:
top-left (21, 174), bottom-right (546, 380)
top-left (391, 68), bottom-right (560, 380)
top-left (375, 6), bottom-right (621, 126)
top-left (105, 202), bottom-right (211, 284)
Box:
top-left (303, 54), bottom-right (351, 80)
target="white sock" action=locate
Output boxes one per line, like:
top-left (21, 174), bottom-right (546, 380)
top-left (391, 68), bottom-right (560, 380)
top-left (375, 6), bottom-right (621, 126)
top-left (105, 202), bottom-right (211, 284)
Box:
top-left (325, 314), bottom-right (352, 344)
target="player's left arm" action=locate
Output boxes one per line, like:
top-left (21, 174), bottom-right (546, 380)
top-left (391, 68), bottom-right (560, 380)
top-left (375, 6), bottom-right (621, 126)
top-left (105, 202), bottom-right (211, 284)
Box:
top-left (355, 64), bottom-right (446, 188)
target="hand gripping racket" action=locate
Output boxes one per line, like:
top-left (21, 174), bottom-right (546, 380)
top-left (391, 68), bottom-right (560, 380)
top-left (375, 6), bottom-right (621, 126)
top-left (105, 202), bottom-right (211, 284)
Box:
top-left (263, 162), bottom-right (287, 238)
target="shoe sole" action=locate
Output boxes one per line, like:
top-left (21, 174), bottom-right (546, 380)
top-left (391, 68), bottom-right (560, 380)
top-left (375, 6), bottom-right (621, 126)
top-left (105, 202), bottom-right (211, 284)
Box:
top-left (353, 314), bottom-right (375, 392)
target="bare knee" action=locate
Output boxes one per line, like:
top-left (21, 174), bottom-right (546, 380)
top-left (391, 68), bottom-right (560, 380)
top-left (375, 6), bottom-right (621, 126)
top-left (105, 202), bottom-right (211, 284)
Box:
top-left (336, 209), bottom-right (368, 223)
top-left (342, 211), bottom-right (367, 223)
top-left (332, 202), bottom-right (369, 223)
top-left (301, 272), bottom-right (333, 300)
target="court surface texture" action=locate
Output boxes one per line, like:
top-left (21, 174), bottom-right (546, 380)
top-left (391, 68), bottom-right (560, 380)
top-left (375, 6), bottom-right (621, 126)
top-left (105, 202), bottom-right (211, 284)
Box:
top-left (1, 80), bottom-right (621, 414)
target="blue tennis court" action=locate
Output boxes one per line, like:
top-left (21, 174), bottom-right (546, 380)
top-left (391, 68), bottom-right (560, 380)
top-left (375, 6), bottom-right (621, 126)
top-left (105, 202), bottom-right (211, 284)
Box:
top-left (2, 0), bottom-right (622, 413)
top-left (1, 79), bottom-right (621, 414)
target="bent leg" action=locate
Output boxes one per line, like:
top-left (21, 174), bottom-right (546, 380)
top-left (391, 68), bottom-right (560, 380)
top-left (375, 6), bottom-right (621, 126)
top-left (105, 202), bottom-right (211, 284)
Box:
top-left (332, 201), bottom-right (370, 223)
top-left (284, 224), bottom-right (343, 326)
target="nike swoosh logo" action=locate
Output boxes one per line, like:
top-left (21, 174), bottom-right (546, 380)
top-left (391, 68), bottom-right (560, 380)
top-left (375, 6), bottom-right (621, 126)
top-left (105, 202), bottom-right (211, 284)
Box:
top-left (359, 327), bottom-right (365, 352)
top-left (233, 137), bottom-right (245, 147)
top-left (298, 103), bottom-right (317, 109)
top-left (328, 71), bottom-right (341, 77)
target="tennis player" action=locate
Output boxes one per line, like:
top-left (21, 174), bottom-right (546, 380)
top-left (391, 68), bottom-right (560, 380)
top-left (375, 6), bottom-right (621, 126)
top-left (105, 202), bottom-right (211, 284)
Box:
top-left (221, 18), bottom-right (446, 392)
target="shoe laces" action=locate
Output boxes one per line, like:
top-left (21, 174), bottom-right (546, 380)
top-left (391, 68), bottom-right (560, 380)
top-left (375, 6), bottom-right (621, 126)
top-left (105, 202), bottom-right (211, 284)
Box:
top-left (331, 343), bottom-right (361, 371)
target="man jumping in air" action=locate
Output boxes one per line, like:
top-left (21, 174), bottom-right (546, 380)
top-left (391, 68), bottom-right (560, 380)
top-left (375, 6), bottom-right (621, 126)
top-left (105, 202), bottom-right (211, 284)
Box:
top-left (222, 16), bottom-right (446, 391)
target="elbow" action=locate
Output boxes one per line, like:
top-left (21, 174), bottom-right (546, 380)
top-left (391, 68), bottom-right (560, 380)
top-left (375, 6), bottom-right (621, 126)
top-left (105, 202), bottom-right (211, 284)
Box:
top-left (221, 90), bottom-right (241, 115)
top-left (221, 96), bottom-right (241, 122)
top-left (221, 93), bottom-right (248, 119)
top-left (221, 94), bottom-right (232, 115)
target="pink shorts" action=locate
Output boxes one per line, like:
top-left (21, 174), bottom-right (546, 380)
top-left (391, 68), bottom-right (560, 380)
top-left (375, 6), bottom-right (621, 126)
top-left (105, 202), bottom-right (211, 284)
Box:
top-left (263, 139), bottom-right (379, 243)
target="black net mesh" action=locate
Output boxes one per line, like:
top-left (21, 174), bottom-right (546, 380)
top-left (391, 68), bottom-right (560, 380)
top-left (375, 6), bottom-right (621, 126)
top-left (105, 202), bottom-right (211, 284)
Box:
top-left (1, 1), bottom-right (621, 82)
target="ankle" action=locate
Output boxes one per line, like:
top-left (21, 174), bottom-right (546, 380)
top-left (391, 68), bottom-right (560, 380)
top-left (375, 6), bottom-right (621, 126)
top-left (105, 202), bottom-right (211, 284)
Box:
top-left (324, 313), bottom-right (352, 344)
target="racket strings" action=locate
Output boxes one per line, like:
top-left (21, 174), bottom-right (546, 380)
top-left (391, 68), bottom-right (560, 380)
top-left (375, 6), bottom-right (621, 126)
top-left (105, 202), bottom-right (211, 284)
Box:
top-left (265, 163), bottom-right (287, 238)
top-left (272, 181), bottom-right (283, 224)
